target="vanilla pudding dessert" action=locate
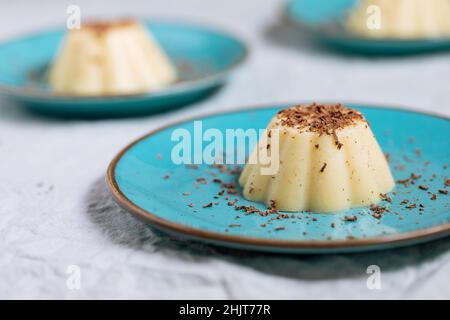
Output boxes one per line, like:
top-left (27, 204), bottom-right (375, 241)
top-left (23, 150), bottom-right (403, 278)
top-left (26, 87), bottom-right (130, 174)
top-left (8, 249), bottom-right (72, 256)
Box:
top-left (239, 103), bottom-right (395, 213)
top-left (346, 0), bottom-right (450, 39)
top-left (49, 20), bottom-right (177, 96)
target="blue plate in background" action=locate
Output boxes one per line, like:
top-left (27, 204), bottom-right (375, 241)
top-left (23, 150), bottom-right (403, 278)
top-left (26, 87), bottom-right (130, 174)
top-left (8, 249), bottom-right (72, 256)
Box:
top-left (0, 21), bottom-right (247, 117)
top-left (285, 0), bottom-right (450, 54)
top-left (108, 103), bottom-right (450, 254)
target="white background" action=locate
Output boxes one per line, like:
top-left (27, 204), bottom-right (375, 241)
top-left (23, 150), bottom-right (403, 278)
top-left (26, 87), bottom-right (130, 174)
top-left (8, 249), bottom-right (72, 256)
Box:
top-left (0, 0), bottom-right (449, 299)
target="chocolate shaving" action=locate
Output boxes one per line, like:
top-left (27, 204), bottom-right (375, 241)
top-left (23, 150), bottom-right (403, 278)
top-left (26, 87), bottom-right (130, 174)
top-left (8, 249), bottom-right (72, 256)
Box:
top-left (379, 193), bottom-right (392, 203)
top-left (344, 215), bottom-right (358, 222)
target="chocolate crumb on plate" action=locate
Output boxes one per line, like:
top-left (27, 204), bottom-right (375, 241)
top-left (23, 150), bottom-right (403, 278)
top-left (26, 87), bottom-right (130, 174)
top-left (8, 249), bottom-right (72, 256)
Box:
top-left (380, 193), bottom-right (392, 203)
top-left (344, 215), bottom-right (358, 222)
top-left (410, 173), bottom-right (421, 180)
top-left (372, 213), bottom-right (382, 220)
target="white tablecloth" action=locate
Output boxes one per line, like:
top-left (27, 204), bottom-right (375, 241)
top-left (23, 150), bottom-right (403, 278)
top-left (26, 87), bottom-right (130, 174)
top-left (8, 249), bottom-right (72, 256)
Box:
top-left (1, 0), bottom-right (449, 299)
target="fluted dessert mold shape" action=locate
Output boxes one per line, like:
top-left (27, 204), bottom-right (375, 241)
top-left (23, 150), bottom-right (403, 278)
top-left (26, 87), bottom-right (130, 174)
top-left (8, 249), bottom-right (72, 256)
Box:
top-left (239, 103), bottom-right (395, 213)
top-left (49, 20), bottom-right (177, 96)
top-left (346, 0), bottom-right (450, 39)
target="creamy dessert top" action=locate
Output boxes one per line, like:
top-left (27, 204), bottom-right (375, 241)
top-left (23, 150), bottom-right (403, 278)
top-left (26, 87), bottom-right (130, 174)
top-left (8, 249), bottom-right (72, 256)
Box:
top-left (273, 103), bottom-right (367, 149)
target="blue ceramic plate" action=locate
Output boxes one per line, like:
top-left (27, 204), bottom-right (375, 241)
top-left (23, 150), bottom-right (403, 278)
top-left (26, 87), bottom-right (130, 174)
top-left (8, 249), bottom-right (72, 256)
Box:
top-left (108, 103), bottom-right (450, 254)
top-left (0, 21), bottom-right (247, 117)
top-left (285, 0), bottom-right (450, 54)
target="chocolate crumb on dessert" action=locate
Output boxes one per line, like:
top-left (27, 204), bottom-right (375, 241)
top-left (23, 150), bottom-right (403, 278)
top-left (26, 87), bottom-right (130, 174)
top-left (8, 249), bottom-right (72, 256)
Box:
top-left (276, 103), bottom-right (365, 149)
top-left (228, 224), bottom-right (241, 228)
top-left (418, 185), bottom-right (429, 191)
top-left (320, 162), bottom-right (327, 173)
top-left (400, 199), bottom-right (409, 205)
top-left (182, 192), bottom-right (190, 196)
top-left (274, 226), bottom-right (286, 231)
top-left (439, 189), bottom-right (448, 195)
top-left (331, 222), bottom-right (335, 228)
top-left (430, 194), bottom-right (437, 200)
top-left (406, 204), bottom-right (417, 209)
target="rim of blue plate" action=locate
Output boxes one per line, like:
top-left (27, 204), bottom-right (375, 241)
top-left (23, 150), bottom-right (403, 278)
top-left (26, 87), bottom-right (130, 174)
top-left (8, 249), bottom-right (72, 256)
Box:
top-left (283, 1), bottom-right (450, 44)
top-left (0, 19), bottom-right (249, 101)
top-left (107, 101), bottom-right (450, 250)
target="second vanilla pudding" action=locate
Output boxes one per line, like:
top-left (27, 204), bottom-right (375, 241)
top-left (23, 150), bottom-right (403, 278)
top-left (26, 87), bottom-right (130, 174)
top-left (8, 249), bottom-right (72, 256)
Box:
top-left (239, 103), bottom-right (395, 213)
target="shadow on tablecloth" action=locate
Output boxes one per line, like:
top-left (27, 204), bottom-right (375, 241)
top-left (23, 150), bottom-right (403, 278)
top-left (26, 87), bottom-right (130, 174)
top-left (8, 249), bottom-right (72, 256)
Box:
top-left (85, 177), bottom-right (450, 281)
